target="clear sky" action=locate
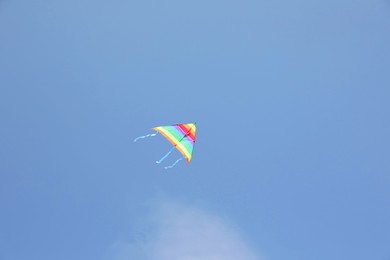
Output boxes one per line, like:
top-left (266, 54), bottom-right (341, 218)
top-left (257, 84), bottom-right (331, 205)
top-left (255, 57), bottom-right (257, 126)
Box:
top-left (1, 0), bottom-right (389, 259)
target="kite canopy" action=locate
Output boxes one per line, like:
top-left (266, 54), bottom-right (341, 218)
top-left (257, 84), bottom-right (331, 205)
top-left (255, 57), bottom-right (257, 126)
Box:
top-left (153, 123), bottom-right (196, 163)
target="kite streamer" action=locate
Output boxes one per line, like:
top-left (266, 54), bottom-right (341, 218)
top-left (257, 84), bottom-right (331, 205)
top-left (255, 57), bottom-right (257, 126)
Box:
top-left (164, 157), bottom-right (184, 169)
top-left (156, 146), bottom-right (175, 164)
top-left (133, 132), bottom-right (157, 142)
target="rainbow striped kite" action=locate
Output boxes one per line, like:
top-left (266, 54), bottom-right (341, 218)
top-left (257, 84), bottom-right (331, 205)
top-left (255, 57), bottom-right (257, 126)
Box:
top-left (134, 123), bottom-right (196, 169)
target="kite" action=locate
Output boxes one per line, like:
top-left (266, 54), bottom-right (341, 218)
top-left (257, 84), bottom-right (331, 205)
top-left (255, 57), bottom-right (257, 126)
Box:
top-left (134, 123), bottom-right (196, 169)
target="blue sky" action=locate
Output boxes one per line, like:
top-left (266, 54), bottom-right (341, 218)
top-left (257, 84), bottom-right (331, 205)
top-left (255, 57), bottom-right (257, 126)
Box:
top-left (1, 0), bottom-right (389, 259)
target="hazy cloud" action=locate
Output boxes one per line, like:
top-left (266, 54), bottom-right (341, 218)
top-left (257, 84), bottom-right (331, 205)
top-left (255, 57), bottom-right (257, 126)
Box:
top-left (108, 201), bottom-right (262, 260)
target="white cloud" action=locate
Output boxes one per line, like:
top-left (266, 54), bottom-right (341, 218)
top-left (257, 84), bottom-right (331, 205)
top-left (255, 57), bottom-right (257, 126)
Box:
top-left (107, 201), bottom-right (262, 260)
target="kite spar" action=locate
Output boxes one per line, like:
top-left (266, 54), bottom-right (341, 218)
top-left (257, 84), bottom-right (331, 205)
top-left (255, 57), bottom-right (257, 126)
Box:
top-left (134, 123), bottom-right (196, 169)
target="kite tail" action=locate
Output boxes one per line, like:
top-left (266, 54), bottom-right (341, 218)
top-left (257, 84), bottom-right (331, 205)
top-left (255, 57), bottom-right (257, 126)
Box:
top-left (164, 157), bottom-right (184, 169)
top-left (133, 132), bottom-right (157, 142)
top-left (156, 146), bottom-right (175, 164)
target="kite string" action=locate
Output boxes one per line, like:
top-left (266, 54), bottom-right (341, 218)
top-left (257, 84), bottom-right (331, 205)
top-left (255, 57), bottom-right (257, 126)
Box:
top-left (156, 146), bottom-right (175, 164)
top-left (133, 132), bottom-right (157, 142)
top-left (164, 157), bottom-right (184, 169)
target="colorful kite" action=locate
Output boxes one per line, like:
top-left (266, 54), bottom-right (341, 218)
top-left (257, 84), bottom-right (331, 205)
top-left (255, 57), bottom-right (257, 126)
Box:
top-left (134, 123), bottom-right (196, 169)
